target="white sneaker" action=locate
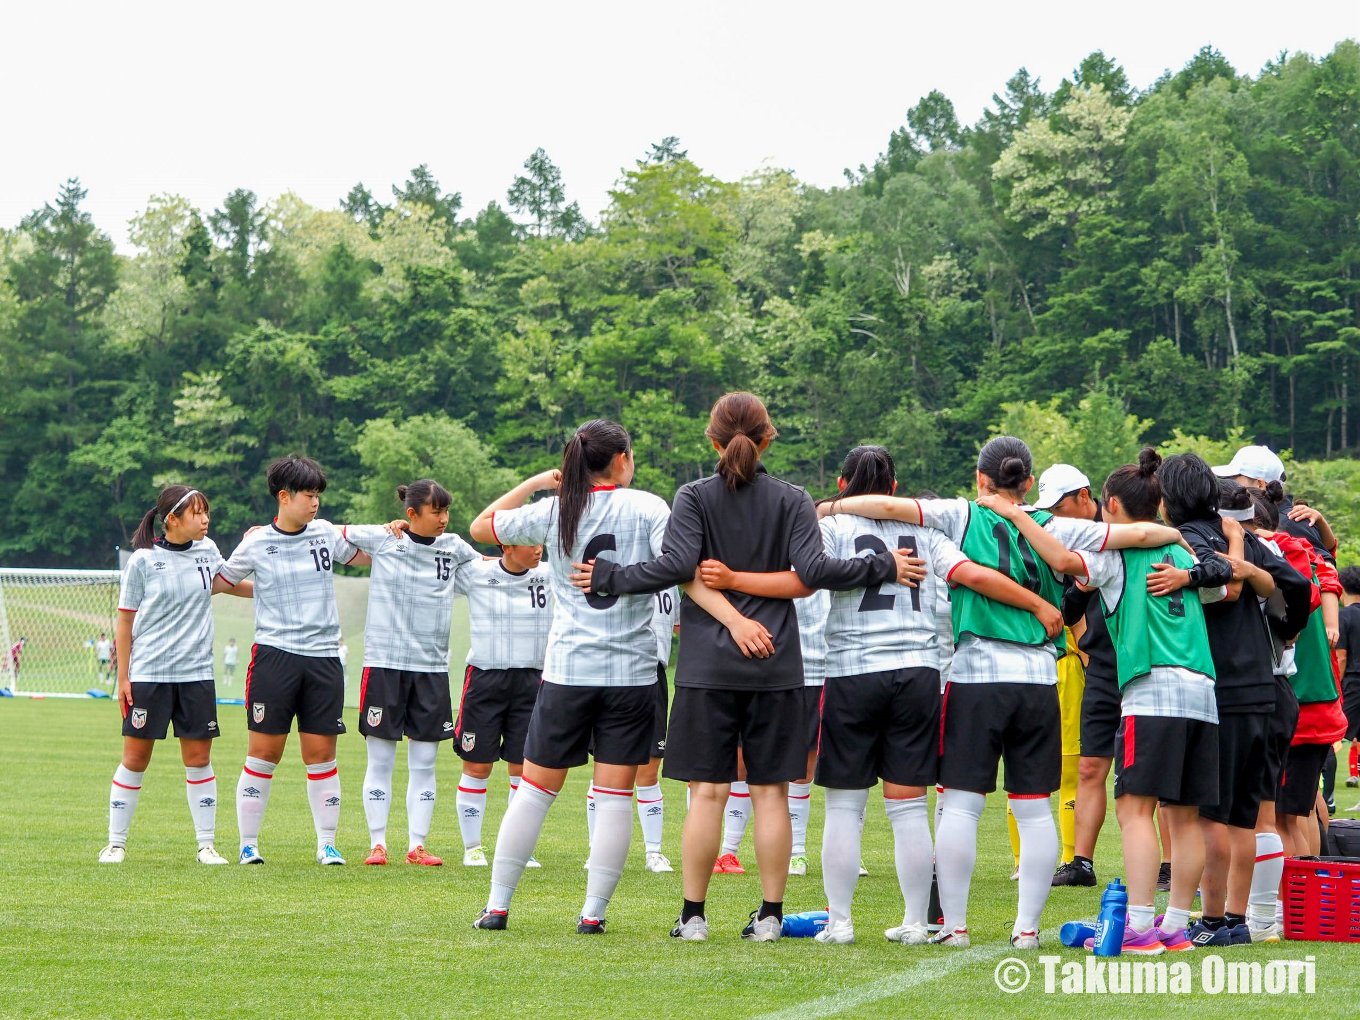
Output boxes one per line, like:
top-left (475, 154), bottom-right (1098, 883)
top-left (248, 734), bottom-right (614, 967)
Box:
top-left (859, 862), bottom-right (869, 877)
top-left (670, 915), bottom-right (709, 941)
top-left (927, 927), bottom-right (970, 948)
top-left (884, 921), bottom-right (930, 944)
top-left (815, 918), bottom-right (856, 944)
top-left (645, 851), bottom-right (674, 873)
top-left (463, 846), bottom-right (488, 867)
top-left (525, 855), bottom-right (542, 869)
top-left (197, 845), bottom-right (229, 865)
top-left (97, 844), bottom-right (125, 864)
top-left (788, 854), bottom-right (808, 876)
top-left (1009, 866), bottom-right (1020, 881)
top-left (1011, 929), bottom-right (1041, 950)
top-left (1250, 921), bottom-right (1283, 944)
top-left (316, 844), bottom-right (346, 865)
top-left (741, 911), bottom-right (783, 942)
top-left (238, 844), bottom-right (264, 864)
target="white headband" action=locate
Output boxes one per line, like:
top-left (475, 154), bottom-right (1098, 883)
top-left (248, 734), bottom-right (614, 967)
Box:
top-left (1218, 506), bottom-right (1257, 522)
top-left (167, 489), bottom-right (200, 517)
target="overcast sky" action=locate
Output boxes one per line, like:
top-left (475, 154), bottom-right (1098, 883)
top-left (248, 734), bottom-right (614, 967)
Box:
top-left (4, 1), bottom-right (1356, 251)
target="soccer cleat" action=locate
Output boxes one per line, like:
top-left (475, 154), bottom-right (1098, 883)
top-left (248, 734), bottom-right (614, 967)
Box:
top-left (238, 844), bottom-right (264, 864)
top-left (472, 908), bottom-right (508, 931)
top-left (365, 844), bottom-right (388, 866)
top-left (1157, 861), bottom-right (1172, 892)
top-left (406, 846), bottom-right (442, 866)
top-left (1348, 775), bottom-right (1359, 788)
top-left (885, 921), bottom-right (931, 945)
top-left (316, 844), bottom-right (346, 865)
top-left (1326, 796), bottom-right (1338, 815)
top-left (1188, 921), bottom-right (1250, 947)
top-left (858, 863), bottom-right (869, 877)
top-left (815, 918), bottom-right (856, 944)
top-left (1249, 921), bottom-right (1283, 944)
top-left (97, 844), bottom-right (126, 864)
top-left (526, 855), bottom-right (542, 869)
top-left (788, 854), bottom-right (808, 876)
top-left (1158, 927), bottom-right (1195, 952)
top-left (671, 916), bottom-right (709, 941)
top-left (1011, 929), bottom-right (1042, 951)
top-left (644, 851), bottom-right (673, 873)
top-left (576, 916), bottom-right (606, 934)
top-left (1009, 866), bottom-right (1019, 881)
top-left (1083, 925), bottom-right (1164, 955)
top-left (196, 845), bottom-right (229, 865)
top-left (741, 910), bottom-right (783, 942)
top-left (1051, 859), bottom-right (1097, 887)
top-left (713, 852), bottom-right (746, 874)
top-left (463, 846), bottom-right (488, 867)
top-left (927, 927), bottom-right (970, 948)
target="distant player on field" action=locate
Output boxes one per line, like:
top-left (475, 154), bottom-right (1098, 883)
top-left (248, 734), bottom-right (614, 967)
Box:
top-left (95, 632), bottom-right (113, 684)
top-left (222, 638), bottom-right (238, 687)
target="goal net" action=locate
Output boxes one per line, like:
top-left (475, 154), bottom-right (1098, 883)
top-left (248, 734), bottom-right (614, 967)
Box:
top-left (0, 568), bottom-right (121, 697)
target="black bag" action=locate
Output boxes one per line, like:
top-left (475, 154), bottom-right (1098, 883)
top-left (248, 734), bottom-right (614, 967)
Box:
top-left (1325, 817), bottom-right (1360, 858)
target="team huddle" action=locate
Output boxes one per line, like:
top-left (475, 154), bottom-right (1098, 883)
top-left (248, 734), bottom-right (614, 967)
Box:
top-left (98, 390), bottom-right (1354, 951)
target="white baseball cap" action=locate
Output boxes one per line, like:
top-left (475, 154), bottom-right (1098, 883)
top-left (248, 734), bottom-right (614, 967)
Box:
top-left (1212, 445), bottom-right (1285, 483)
top-left (1033, 464), bottom-right (1092, 510)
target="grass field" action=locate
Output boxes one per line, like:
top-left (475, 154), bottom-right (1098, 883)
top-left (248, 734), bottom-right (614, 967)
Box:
top-left (3, 700), bottom-right (1357, 1019)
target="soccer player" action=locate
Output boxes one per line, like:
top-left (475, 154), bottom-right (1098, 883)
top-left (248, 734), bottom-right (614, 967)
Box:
top-left (341, 480), bottom-right (480, 868)
top-left (1337, 567), bottom-right (1360, 792)
top-left (223, 638), bottom-right (239, 687)
top-left (99, 485), bottom-right (253, 865)
top-left (984, 449), bottom-right (1226, 955)
top-left (788, 588), bottom-right (828, 877)
top-left (823, 436), bottom-right (1187, 949)
top-left (453, 540), bottom-right (554, 868)
top-left (636, 586), bottom-right (681, 872)
top-left (95, 632), bottom-right (113, 685)
top-left (217, 455), bottom-right (370, 865)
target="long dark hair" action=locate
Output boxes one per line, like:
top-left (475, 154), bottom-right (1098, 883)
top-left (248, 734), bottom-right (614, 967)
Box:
top-left (820, 445), bottom-right (896, 503)
top-left (706, 392), bottom-right (778, 491)
top-left (1248, 487), bottom-right (1281, 529)
top-left (132, 485), bottom-right (210, 550)
top-left (398, 479), bottom-right (451, 513)
top-left (1157, 453), bottom-right (1219, 526)
top-left (1102, 447), bottom-right (1162, 521)
top-left (558, 419), bottom-right (631, 556)
top-left (976, 435), bottom-right (1032, 493)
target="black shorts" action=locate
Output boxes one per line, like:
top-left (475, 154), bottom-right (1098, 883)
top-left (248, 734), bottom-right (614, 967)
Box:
top-left (1277, 742), bottom-right (1330, 816)
top-left (938, 681), bottom-right (1061, 795)
top-left (1080, 671), bottom-right (1121, 759)
top-left (522, 681), bottom-right (653, 770)
top-left (650, 663), bottom-right (670, 759)
top-left (1344, 677), bottom-right (1360, 741)
top-left (359, 666), bottom-right (454, 743)
top-left (816, 667), bottom-right (940, 790)
top-left (803, 685), bottom-right (823, 755)
top-left (1114, 715), bottom-right (1219, 805)
top-left (1265, 675), bottom-right (1300, 794)
top-left (453, 665), bottom-right (540, 763)
top-left (244, 644), bottom-right (345, 736)
top-left (122, 680), bottom-right (219, 740)
top-left (1200, 711), bottom-right (1272, 827)
top-left (664, 685), bottom-right (806, 785)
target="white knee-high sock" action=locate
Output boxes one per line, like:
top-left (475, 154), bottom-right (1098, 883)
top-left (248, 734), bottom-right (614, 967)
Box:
top-left (584, 786), bottom-right (634, 919)
top-left (508, 777), bottom-right (520, 809)
top-left (236, 757), bottom-right (275, 850)
top-left (722, 781), bottom-right (751, 854)
top-left (936, 789), bottom-right (985, 933)
top-left (1249, 832), bottom-right (1286, 927)
top-left (185, 764), bottom-right (217, 847)
top-left (789, 782), bottom-right (812, 856)
top-left (636, 783), bottom-right (664, 853)
top-left (305, 760), bottom-right (341, 852)
top-left (586, 789), bottom-right (596, 846)
top-left (1010, 795), bottom-right (1059, 937)
top-left (488, 780), bottom-right (556, 912)
top-left (886, 795), bottom-right (933, 926)
top-left (406, 740), bottom-right (438, 851)
top-left (822, 788), bottom-right (869, 924)
top-left (109, 765), bottom-right (144, 847)
top-left (457, 773), bottom-right (488, 850)
top-left (363, 737), bottom-right (397, 848)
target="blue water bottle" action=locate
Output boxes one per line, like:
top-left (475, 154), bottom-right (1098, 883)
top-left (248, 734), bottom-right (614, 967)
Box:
top-left (1092, 878), bottom-right (1128, 956)
top-left (781, 910), bottom-right (829, 937)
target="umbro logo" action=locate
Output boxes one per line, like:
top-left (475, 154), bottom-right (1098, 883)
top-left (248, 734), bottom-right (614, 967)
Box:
top-left (486, 577), bottom-right (500, 586)
top-left (153, 561), bottom-right (166, 570)
top-left (462, 807), bottom-right (480, 818)
top-left (645, 806), bottom-right (662, 817)
top-left (110, 800), bottom-right (127, 809)
top-left (207, 720), bottom-right (218, 731)
top-left (727, 809), bottom-right (744, 819)
top-left (420, 791), bottom-right (435, 802)
top-left (265, 546), bottom-right (279, 555)
top-left (324, 796), bottom-right (341, 807)
top-left (242, 786), bottom-right (261, 798)
top-left (442, 721), bottom-right (454, 732)
top-left (368, 789), bottom-right (386, 801)
top-left (199, 797), bottom-right (216, 807)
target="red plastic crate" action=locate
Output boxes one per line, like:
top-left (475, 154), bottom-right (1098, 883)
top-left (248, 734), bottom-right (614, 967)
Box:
top-left (1282, 856), bottom-right (1360, 941)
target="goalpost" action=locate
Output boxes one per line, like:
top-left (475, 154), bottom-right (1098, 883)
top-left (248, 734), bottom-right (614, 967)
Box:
top-left (0, 568), bottom-right (121, 698)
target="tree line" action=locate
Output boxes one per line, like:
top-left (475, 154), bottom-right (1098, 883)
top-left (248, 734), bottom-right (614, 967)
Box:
top-left (2, 42), bottom-right (1358, 568)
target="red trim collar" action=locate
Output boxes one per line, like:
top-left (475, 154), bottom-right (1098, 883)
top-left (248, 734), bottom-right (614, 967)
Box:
top-left (589, 485), bottom-right (617, 492)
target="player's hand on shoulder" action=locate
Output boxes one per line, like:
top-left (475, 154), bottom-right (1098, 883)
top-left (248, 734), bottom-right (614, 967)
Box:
top-left (1146, 562), bottom-right (1191, 595)
top-left (698, 559), bottom-right (736, 590)
top-left (243, 524), bottom-right (265, 539)
top-left (384, 519), bottom-right (409, 537)
top-left (1287, 503), bottom-right (1324, 528)
top-left (569, 560), bottom-right (596, 590)
top-left (532, 469), bottom-right (562, 492)
top-left (975, 492), bottom-right (1017, 519)
top-left (1036, 602), bottom-right (1063, 640)
top-left (892, 548), bottom-right (927, 587)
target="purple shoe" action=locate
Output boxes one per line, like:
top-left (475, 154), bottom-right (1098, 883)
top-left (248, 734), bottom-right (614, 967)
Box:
top-left (1083, 925), bottom-right (1168, 955)
top-left (1158, 927), bottom-right (1194, 951)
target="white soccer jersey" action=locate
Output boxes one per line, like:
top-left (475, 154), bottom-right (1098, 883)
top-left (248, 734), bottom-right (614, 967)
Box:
top-left (217, 519), bottom-right (358, 658)
top-left (95, 639), bottom-right (112, 661)
top-left (934, 584), bottom-right (954, 688)
top-left (223, 644), bottom-right (239, 667)
top-left (649, 587), bottom-right (681, 666)
top-left (455, 557), bottom-right (554, 670)
top-left (820, 515), bottom-right (967, 677)
top-left (918, 498), bottom-right (1109, 686)
top-left (795, 588), bottom-right (830, 686)
top-left (118, 538), bottom-right (224, 684)
top-left (341, 525), bottom-right (479, 672)
top-left (491, 487), bottom-right (669, 687)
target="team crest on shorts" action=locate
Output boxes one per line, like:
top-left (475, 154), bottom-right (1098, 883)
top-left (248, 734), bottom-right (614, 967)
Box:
top-left (252, 702), bottom-right (265, 724)
top-left (461, 732), bottom-right (476, 752)
top-left (366, 706), bottom-right (383, 728)
top-left (130, 708), bottom-right (147, 729)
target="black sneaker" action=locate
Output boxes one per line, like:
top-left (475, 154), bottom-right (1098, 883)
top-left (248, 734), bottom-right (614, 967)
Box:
top-left (1326, 796), bottom-right (1338, 816)
top-left (1051, 860), bottom-right (1096, 887)
top-left (577, 916), bottom-right (606, 934)
top-left (473, 908), bottom-right (508, 930)
top-left (1157, 862), bottom-right (1172, 892)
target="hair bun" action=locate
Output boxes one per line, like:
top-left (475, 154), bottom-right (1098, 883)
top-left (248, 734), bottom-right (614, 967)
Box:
top-left (396, 485), bottom-right (410, 500)
top-left (1265, 479), bottom-right (1284, 503)
top-left (1137, 447), bottom-right (1162, 476)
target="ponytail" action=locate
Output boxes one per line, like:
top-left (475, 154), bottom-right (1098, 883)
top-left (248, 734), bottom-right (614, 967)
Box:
top-left (557, 419), bottom-right (632, 556)
top-left (819, 445), bottom-right (896, 504)
top-left (706, 392), bottom-right (777, 491)
top-left (1265, 479), bottom-right (1285, 505)
top-left (132, 485), bottom-right (210, 550)
top-left (132, 507), bottom-right (160, 550)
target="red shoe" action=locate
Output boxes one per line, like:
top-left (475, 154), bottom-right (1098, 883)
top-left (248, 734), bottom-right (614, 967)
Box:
top-left (364, 844), bottom-right (388, 866)
top-left (407, 846), bottom-right (443, 866)
top-left (713, 852), bottom-right (746, 874)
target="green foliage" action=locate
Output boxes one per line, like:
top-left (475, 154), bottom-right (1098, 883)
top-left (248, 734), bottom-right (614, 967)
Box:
top-left (992, 388), bottom-right (1151, 490)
